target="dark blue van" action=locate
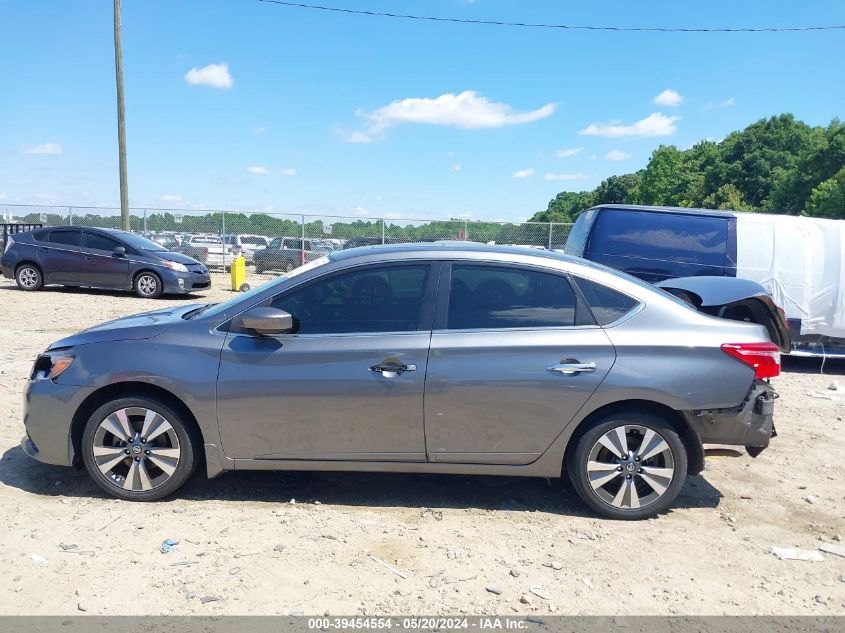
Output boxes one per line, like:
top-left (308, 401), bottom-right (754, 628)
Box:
top-left (564, 205), bottom-right (737, 283)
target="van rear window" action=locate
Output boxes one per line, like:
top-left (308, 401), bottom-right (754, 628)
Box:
top-left (587, 209), bottom-right (728, 267)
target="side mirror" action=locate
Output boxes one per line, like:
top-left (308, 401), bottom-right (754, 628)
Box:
top-left (113, 246), bottom-right (126, 256)
top-left (241, 307), bottom-right (294, 336)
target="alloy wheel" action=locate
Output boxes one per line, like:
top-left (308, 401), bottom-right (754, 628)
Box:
top-left (18, 267), bottom-right (39, 289)
top-left (137, 274), bottom-right (157, 296)
top-left (92, 407), bottom-right (181, 492)
top-left (585, 424), bottom-right (675, 510)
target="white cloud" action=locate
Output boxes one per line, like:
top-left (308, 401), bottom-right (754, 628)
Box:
top-left (281, 168), bottom-right (297, 177)
top-left (543, 173), bottom-right (587, 181)
top-left (24, 142), bottom-right (63, 155)
top-left (653, 89), bottom-right (683, 107)
top-left (246, 166), bottom-right (272, 175)
top-left (720, 97), bottom-right (736, 107)
top-left (160, 194), bottom-right (183, 203)
top-left (348, 90), bottom-right (556, 141)
top-left (184, 63), bottom-right (233, 89)
top-left (253, 126), bottom-right (267, 134)
top-left (512, 168), bottom-right (535, 179)
top-left (345, 130), bottom-right (374, 144)
top-left (556, 147), bottom-right (582, 158)
top-left (578, 112), bottom-right (679, 138)
top-left (451, 163), bottom-right (461, 172)
top-left (604, 150), bottom-right (631, 161)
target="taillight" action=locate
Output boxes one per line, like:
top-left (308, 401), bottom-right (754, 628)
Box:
top-left (301, 249), bottom-right (306, 264)
top-left (721, 342), bottom-right (781, 380)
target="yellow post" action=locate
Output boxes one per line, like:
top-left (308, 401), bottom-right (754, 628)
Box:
top-left (230, 253), bottom-right (247, 291)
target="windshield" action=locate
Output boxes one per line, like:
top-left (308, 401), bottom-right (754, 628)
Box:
top-left (195, 255), bottom-right (332, 320)
top-left (120, 232), bottom-right (167, 252)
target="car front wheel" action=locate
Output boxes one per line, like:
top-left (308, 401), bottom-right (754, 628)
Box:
top-left (15, 263), bottom-right (43, 291)
top-left (81, 397), bottom-right (198, 501)
top-left (567, 412), bottom-right (687, 520)
top-left (134, 271), bottom-right (163, 298)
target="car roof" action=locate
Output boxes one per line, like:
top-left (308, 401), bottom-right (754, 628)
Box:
top-left (590, 204), bottom-right (736, 218)
top-left (330, 241), bottom-right (585, 266)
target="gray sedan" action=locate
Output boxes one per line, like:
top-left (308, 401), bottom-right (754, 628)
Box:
top-left (21, 244), bottom-right (780, 519)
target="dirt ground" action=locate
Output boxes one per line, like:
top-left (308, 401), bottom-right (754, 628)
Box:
top-left (1, 272), bottom-right (843, 616)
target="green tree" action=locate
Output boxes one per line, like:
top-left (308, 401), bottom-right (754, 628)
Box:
top-left (702, 184), bottom-right (754, 211)
top-left (530, 190), bottom-right (596, 223)
top-left (634, 145), bottom-right (690, 206)
top-left (803, 167), bottom-right (845, 218)
top-left (594, 172), bottom-right (641, 205)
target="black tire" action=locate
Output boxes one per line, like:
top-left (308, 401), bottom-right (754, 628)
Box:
top-left (15, 263), bottom-right (43, 291)
top-left (567, 411), bottom-right (688, 520)
top-left (284, 260), bottom-right (295, 273)
top-left (134, 271), bottom-right (164, 298)
top-left (81, 396), bottom-right (199, 501)
top-left (254, 264), bottom-right (265, 274)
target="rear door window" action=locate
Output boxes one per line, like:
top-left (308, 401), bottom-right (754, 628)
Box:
top-left (587, 209), bottom-right (728, 266)
top-left (48, 229), bottom-right (82, 247)
top-left (446, 265), bottom-right (592, 330)
top-left (573, 277), bottom-right (639, 326)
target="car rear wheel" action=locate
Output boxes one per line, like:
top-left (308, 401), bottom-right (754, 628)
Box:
top-left (285, 260), bottom-right (295, 273)
top-left (15, 263), bottom-right (43, 291)
top-left (567, 412), bottom-right (687, 520)
top-left (81, 397), bottom-right (198, 501)
top-left (134, 271), bottom-right (163, 298)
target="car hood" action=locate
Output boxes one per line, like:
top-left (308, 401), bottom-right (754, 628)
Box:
top-left (152, 250), bottom-right (203, 266)
top-left (47, 304), bottom-right (200, 350)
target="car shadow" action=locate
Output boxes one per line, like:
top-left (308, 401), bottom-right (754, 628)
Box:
top-left (0, 445), bottom-right (722, 516)
top-left (0, 284), bottom-right (207, 301)
top-left (782, 355), bottom-right (845, 376)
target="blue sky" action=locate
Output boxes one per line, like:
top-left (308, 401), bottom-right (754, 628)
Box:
top-left (2, 0), bottom-right (844, 221)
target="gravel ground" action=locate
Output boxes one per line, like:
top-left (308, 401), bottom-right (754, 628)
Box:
top-left (1, 273), bottom-right (843, 615)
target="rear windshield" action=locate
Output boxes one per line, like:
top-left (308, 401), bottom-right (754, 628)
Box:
top-left (587, 209), bottom-right (728, 266)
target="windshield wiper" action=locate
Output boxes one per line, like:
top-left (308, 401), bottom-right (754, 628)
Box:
top-left (183, 303), bottom-right (217, 320)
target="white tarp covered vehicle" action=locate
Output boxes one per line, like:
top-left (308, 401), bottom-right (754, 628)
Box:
top-left (564, 204), bottom-right (843, 358)
top-left (735, 213), bottom-right (845, 356)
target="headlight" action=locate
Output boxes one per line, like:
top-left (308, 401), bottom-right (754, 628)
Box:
top-left (31, 353), bottom-right (75, 381)
top-left (161, 261), bottom-right (188, 273)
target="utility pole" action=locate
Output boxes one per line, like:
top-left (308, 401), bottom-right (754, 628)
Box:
top-left (113, 0), bottom-right (130, 231)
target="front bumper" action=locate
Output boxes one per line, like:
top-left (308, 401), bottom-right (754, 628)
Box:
top-left (22, 379), bottom-right (96, 467)
top-left (687, 381), bottom-right (777, 456)
top-left (162, 271), bottom-right (212, 294)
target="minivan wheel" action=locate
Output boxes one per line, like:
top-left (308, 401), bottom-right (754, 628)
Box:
top-left (15, 263), bottom-right (43, 291)
top-left (81, 397), bottom-right (198, 501)
top-left (567, 412), bottom-right (687, 520)
top-left (134, 271), bottom-right (163, 298)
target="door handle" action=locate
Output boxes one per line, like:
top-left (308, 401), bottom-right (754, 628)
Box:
top-left (546, 362), bottom-right (596, 375)
top-left (369, 363), bottom-right (416, 375)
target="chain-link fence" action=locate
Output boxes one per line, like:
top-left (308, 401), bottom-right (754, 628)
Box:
top-left (1, 204), bottom-right (571, 285)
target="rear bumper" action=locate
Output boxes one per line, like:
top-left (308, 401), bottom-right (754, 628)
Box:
top-left (686, 381), bottom-right (777, 456)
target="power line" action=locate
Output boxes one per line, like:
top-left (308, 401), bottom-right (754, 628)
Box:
top-left (257, 0), bottom-right (845, 33)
